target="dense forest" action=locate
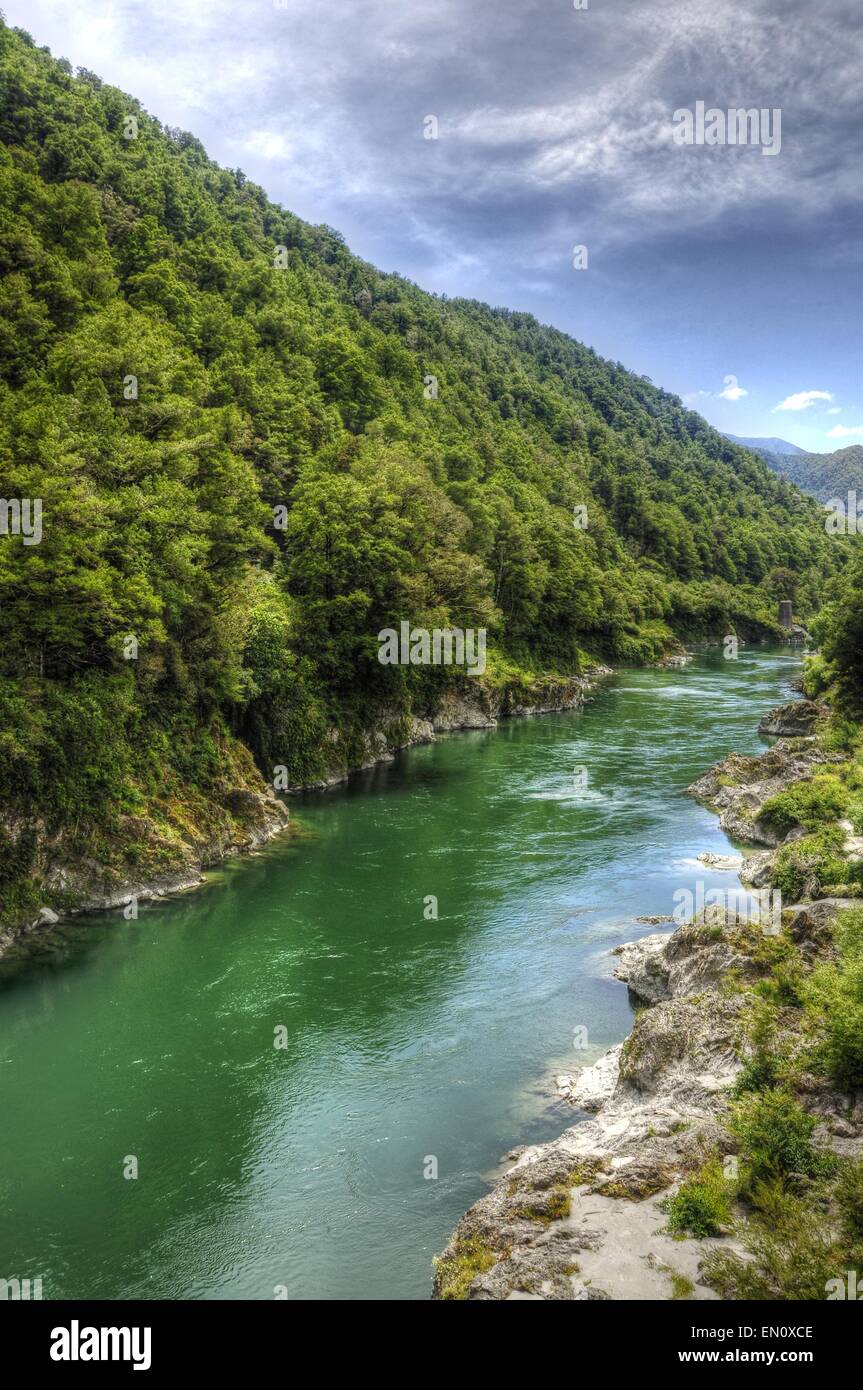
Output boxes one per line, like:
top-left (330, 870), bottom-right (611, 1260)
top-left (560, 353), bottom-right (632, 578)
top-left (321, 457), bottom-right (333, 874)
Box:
top-left (0, 18), bottom-right (853, 922)
top-left (734, 439), bottom-right (863, 506)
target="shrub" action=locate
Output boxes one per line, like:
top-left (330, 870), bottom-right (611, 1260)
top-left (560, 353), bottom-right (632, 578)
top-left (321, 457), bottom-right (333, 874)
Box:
top-left (662, 1160), bottom-right (733, 1238)
top-left (771, 826), bottom-right (856, 902)
top-left (734, 1001), bottom-right (789, 1094)
top-left (728, 1088), bottom-right (831, 1195)
top-left (751, 938), bottom-right (805, 1009)
top-left (836, 1158), bottom-right (863, 1254)
top-left (703, 1184), bottom-right (840, 1300)
top-left (760, 777), bottom-right (849, 837)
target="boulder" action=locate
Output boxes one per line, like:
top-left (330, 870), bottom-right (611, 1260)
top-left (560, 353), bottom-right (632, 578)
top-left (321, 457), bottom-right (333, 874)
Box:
top-left (757, 699), bottom-right (821, 737)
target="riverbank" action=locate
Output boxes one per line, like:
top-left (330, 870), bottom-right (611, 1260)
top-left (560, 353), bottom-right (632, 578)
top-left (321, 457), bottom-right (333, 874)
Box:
top-left (0, 663), bottom-right (612, 958)
top-left (0, 647), bottom-right (811, 1299)
top-left (432, 693), bottom-right (863, 1301)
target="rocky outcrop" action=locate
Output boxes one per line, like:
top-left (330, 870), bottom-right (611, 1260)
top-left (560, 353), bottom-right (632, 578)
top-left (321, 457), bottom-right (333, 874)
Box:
top-left (432, 693), bottom-right (497, 732)
top-left (432, 889), bottom-right (862, 1301)
top-left (685, 737), bottom-right (838, 846)
top-left (0, 782), bottom-right (290, 959)
top-left (293, 667), bottom-right (612, 788)
top-left (739, 849), bottom-right (776, 888)
top-left (650, 650), bottom-right (693, 669)
top-left (784, 897), bottom-right (860, 965)
top-left (431, 670), bottom-right (613, 733)
top-left (697, 852), bottom-right (742, 871)
top-left (612, 914), bottom-right (760, 1006)
top-left (757, 699), bottom-right (822, 737)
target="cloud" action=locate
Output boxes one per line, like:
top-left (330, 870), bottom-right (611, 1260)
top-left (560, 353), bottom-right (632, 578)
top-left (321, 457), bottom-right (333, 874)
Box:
top-left (828, 407), bottom-right (842, 414)
top-left (827, 424), bottom-right (863, 439)
top-left (10, 0), bottom-right (863, 282)
top-left (718, 374), bottom-right (747, 401)
top-left (684, 374), bottom-right (748, 404)
top-left (7, 0), bottom-right (863, 395)
top-left (773, 390), bottom-right (834, 412)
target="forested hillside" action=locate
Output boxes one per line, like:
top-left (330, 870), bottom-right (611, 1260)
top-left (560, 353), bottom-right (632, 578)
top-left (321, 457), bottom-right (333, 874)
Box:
top-left (0, 19), bottom-right (850, 922)
top-left (741, 442), bottom-right (863, 506)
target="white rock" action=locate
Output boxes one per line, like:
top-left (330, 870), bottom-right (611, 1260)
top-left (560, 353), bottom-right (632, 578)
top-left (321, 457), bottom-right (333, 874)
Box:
top-left (697, 852), bottom-right (743, 871)
top-left (558, 1044), bottom-right (623, 1110)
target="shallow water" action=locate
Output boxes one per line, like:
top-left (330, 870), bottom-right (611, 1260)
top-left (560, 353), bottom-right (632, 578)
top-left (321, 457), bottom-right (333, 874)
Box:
top-left (0, 647), bottom-right (799, 1300)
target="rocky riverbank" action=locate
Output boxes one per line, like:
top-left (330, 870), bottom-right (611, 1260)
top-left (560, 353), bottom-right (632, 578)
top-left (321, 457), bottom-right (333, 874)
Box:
top-left (289, 666), bottom-right (612, 792)
top-left (1, 664), bottom-right (611, 958)
top-left (0, 749), bottom-right (292, 960)
top-left (432, 694), bottom-right (863, 1301)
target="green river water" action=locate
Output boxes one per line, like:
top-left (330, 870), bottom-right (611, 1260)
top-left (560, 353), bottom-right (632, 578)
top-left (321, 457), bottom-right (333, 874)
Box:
top-left (0, 648), bottom-right (800, 1300)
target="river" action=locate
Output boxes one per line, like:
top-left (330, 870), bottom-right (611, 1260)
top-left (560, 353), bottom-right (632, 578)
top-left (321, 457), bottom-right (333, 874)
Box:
top-left (0, 647), bottom-right (799, 1300)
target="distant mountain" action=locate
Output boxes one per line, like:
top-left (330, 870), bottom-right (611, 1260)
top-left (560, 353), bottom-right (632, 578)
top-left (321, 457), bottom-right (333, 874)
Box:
top-left (723, 434), bottom-right (807, 456)
top-left (726, 437), bottom-right (863, 503)
top-left (759, 445), bottom-right (863, 503)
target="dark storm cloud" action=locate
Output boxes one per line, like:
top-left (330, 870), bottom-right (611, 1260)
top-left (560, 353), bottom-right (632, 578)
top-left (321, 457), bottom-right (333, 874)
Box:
top-left (13, 0), bottom-right (863, 278)
top-left (194, 0), bottom-right (863, 275)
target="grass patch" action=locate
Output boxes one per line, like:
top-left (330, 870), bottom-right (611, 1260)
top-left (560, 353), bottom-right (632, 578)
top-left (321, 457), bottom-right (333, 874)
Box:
top-left (434, 1236), bottom-right (500, 1300)
top-left (805, 907), bottom-right (863, 1088)
top-left (513, 1184), bottom-right (572, 1225)
top-left (669, 1271), bottom-right (695, 1300)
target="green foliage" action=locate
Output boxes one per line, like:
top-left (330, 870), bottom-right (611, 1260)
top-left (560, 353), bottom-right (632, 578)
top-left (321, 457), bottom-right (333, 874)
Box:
top-left (805, 908), bottom-right (863, 1090)
top-left (811, 546), bottom-right (863, 719)
top-left (433, 1236), bottom-right (500, 1300)
top-left (771, 826), bottom-right (858, 902)
top-left (734, 1000), bottom-right (794, 1092)
top-left (836, 1158), bottom-right (863, 1254)
top-left (728, 1088), bottom-right (832, 1195)
top-left (703, 1183), bottom-right (845, 1300)
top-left (662, 1160), bottom-right (733, 1238)
top-left (760, 776), bottom-right (849, 837)
top-left (750, 936), bottom-right (806, 1009)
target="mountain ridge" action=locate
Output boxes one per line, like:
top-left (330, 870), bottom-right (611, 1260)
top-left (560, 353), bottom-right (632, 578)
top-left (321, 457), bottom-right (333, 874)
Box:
top-left (724, 433), bottom-right (807, 456)
top-left (724, 435), bottom-right (863, 503)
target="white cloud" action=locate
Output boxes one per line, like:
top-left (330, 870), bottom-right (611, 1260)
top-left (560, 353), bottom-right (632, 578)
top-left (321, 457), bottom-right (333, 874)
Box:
top-left (828, 407), bottom-right (842, 415)
top-left (718, 374), bottom-right (747, 401)
top-left (827, 424), bottom-right (863, 439)
top-left (773, 390), bottom-right (834, 412)
top-left (685, 375), bottom-right (747, 404)
top-left (231, 130), bottom-right (292, 161)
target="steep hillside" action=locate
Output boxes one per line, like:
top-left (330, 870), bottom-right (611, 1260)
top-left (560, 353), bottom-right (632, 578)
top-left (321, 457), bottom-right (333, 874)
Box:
top-left (762, 446), bottom-right (863, 504)
top-left (0, 20), bottom-right (850, 925)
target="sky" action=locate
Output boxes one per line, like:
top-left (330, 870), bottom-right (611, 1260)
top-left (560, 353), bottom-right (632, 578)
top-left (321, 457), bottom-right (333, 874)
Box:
top-left (7, 0), bottom-right (862, 453)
